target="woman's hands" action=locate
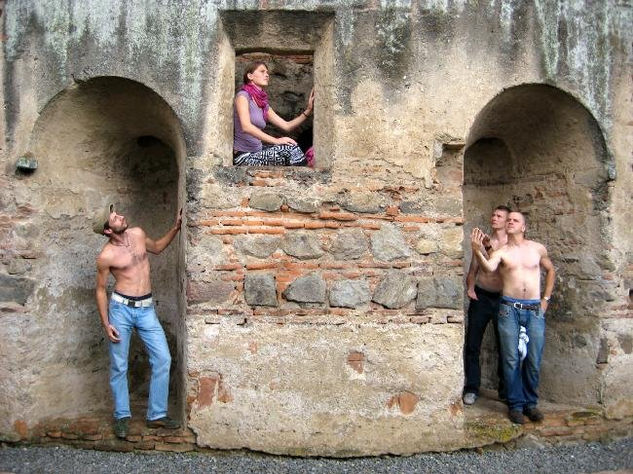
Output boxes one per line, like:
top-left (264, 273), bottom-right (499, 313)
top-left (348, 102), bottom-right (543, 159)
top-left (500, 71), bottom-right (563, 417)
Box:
top-left (275, 136), bottom-right (297, 146)
top-left (303, 88), bottom-right (315, 116)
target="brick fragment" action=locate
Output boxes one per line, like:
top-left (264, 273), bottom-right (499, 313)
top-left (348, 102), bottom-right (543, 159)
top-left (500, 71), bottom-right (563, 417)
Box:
top-left (154, 442), bottom-right (194, 452)
top-left (319, 210), bottom-right (358, 221)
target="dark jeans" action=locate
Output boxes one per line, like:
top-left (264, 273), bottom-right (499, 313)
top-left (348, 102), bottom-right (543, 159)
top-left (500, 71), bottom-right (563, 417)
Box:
top-left (464, 286), bottom-right (505, 398)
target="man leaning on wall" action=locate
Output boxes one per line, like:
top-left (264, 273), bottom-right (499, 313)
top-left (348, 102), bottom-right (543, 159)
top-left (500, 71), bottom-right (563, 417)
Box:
top-left (471, 211), bottom-right (555, 424)
top-left (463, 205), bottom-right (510, 406)
top-left (94, 203), bottom-right (182, 439)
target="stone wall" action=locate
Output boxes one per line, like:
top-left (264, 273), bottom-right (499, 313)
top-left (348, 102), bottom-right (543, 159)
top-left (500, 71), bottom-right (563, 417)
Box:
top-left (0, 0), bottom-right (631, 456)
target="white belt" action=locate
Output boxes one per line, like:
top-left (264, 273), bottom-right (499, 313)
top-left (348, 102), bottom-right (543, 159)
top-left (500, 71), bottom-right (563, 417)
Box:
top-left (111, 293), bottom-right (153, 308)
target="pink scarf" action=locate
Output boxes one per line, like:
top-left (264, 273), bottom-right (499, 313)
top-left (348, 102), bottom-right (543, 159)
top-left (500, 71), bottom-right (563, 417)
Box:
top-left (241, 83), bottom-right (269, 121)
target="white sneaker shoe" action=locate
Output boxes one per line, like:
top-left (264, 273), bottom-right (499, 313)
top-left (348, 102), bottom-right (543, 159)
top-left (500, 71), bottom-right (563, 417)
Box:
top-left (463, 392), bottom-right (477, 405)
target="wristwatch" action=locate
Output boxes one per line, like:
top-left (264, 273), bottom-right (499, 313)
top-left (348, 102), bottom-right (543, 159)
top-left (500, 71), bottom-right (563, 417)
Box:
top-left (542, 296), bottom-right (551, 302)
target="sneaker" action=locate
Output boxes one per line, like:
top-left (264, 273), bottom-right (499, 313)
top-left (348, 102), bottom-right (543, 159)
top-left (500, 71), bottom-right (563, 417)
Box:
top-left (146, 416), bottom-right (181, 429)
top-left (524, 406), bottom-right (544, 422)
top-left (509, 410), bottom-right (525, 424)
top-left (113, 417), bottom-right (130, 439)
top-left (462, 392), bottom-right (477, 405)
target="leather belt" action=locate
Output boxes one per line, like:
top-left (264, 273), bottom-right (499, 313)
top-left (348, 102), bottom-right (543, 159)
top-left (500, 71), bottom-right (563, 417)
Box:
top-left (111, 293), bottom-right (153, 308)
top-left (502, 300), bottom-right (540, 311)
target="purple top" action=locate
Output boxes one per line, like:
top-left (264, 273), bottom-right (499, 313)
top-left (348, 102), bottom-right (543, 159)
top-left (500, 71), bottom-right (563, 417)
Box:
top-left (234, 90), bottom-right (266, 153)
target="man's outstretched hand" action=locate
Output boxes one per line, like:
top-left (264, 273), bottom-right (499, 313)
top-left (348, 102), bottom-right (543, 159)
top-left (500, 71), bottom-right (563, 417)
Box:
top-left (471, 227), bottom-right (485, 251)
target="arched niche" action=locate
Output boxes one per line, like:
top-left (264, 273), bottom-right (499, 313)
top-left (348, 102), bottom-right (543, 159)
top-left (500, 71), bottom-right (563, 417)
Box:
top-left (24, 77), bottom-right (187, 421)
top-left (463, 83), bottom-right (611, 405)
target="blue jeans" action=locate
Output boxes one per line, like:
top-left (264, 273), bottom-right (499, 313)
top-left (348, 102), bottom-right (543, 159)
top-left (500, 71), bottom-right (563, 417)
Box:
top-left (464, 286), bottom-right (505, 398)
top-left (108, 299), bottom-right (171, 421)
top-left (497, 297), bottom-right (546, 412)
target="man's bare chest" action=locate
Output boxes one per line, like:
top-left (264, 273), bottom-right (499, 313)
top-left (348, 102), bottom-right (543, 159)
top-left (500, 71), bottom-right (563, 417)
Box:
top-left (110, 244), bottom-right (148, 271)
top-left (503, 247), bottom-right (540, 272)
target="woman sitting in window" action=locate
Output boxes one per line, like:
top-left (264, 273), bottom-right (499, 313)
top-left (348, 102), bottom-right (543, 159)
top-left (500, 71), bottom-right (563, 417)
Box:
top-left (233, 61), bottom-right (314, 167)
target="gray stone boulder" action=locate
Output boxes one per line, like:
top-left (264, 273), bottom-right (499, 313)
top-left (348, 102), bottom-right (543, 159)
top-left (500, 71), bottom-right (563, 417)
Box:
top-left (235, 235), bottom-right (281, 258)
top-left (244, 273), bottom-right (278, 307)
top-left (370, 224), bottom-right (411, 261)
top-left (250, 192), bottom-right (284, 211)
top-left (187, 280), bottom-right (235, 305)
top-left (282, 232), bottom-right (324, 260)
top-left (416, 276), bottom-right (462, 310)
top-left (329, 228), bottom-right (369, 260)
top-left (283, 273), bottom-right (326, 303)
top-left (0, 274), bottom-right (35, 305)
top-left (341, 192), bottom-right (387, 213)
top-left (287, 196), bottom-right (321, 213)
top-left (329, 279), bottom-right (371, 308)
top-left (372, 272), bottom-right (418, 309)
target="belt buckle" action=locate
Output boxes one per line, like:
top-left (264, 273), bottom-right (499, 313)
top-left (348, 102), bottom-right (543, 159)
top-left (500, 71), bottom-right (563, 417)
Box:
top-left (126, 299), bottom-right (137, 308)
top-left (512, 302), bottom-right (522, 310)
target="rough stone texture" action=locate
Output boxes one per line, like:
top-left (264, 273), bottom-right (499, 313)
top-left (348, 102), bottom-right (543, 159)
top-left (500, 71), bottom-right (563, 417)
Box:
top-left (329, 279), bottom-right (371, 308)
top-left (281, 232), bottom-right (324, 260)
top-left (249, 192), bottom-right (284, 212)
top-left (416, 277), bottom-right (462, 310)
top-left (244, 274), bottom-right (278, 307)
top-left (188, 322), bottom-right (463, 456)
top-left (372, 272), bottom-right (418, 309)
top-left (341, 192), bottom-right (387, 213)
top-left (234, 235), bottom-right (281, 259)
top-left (0, 274), bottom-right (35, 305)
top-left (329, 229), bottom-right (369, 260)
top-left (188, 280), bottom-right (234, 305)
top-left (370, 224), bottom-right (411, 261)
top-left (283, 273), bottom-right (326, 304)
top-left (286, 196), bottom-right (321, 213)
top-left (0, 0), bottom-right (631, 458)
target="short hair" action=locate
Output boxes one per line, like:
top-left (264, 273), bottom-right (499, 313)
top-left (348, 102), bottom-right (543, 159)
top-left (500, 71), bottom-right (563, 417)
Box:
top-left (495, 205), bottom-right (512, 214)
top-left (243, 61), bottom-right (268, 85)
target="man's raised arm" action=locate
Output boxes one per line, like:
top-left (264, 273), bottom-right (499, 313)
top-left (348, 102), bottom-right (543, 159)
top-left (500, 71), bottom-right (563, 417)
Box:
top-left (471, 227), bottom-right (502, 273)
top-left (146, 208), bottom-right (182, 255)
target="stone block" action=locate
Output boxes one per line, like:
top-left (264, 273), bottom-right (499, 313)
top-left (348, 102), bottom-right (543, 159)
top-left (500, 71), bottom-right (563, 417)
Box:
top-left (287, 196), bottom-right (321, 213)
top-left (283, 273), bottom-right (326, 303)
top-left (370, 224), bottom-right (411, 261)
top-left (0, 274), bottom-right (35, 305)
top-left (234, 235), bottom-right (281, 258)
top-left (372, 271), bottom-right (417, 309)
top-left (281, 232), bottom-right (324, 260)
top-left (416, 239), bottom-right (438, 255)
top-left (188, 323), bottom-right (463, 456)
top-left (329, 228), bottom-right (369, 260)
top-left (341, 192), bottom-right (387, 213)
top-left (416, 276), bottom-right (462, 310)
top-left (329, 279), bottom-right (370, 308)
top-left (244, 273), bottom-right (278, 307)
top-left (187, 280), bottom-right (234, 305)
top-left (250, 192), bottom-right (284, 211)
top-left (437, 226), bottom-right (463, 258)
top-left (7, 259), bottom-right (32, 275)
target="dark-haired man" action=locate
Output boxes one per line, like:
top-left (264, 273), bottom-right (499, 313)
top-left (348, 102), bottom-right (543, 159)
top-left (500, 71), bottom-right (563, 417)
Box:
top-left (471, 211), bottom-right (555, 424)
top-left (95, 204), bottom-right (182, 438)
top-left (463, 205), bottom-right (510, 406)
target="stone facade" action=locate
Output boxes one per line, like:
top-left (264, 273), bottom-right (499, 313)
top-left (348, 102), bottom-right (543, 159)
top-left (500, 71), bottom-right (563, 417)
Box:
top-left (0, 0), bottom-right (632, 456)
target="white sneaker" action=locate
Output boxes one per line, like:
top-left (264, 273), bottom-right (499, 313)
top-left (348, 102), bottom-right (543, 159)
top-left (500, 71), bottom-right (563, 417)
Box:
top-left (463, 392), bottom-right (477, 405)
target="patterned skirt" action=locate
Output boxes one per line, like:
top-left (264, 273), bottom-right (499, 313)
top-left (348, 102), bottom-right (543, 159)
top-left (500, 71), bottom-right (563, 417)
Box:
top-left (233, 144), bottom-right (307, 166)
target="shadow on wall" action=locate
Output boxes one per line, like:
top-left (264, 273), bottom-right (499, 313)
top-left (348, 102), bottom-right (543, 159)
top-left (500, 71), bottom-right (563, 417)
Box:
top-left (463, 83), bottom-right (611, 407)
top-left (20, 77), bottom-right (186, 422)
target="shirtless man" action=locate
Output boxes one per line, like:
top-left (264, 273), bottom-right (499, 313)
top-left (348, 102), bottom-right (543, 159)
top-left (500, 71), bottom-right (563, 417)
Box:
top-left (95, 204), bottom-right (182, 438)
top-left (471, 211), bottom-right (555, 424)
top-left (463, 205), bottom-right (510, 406)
